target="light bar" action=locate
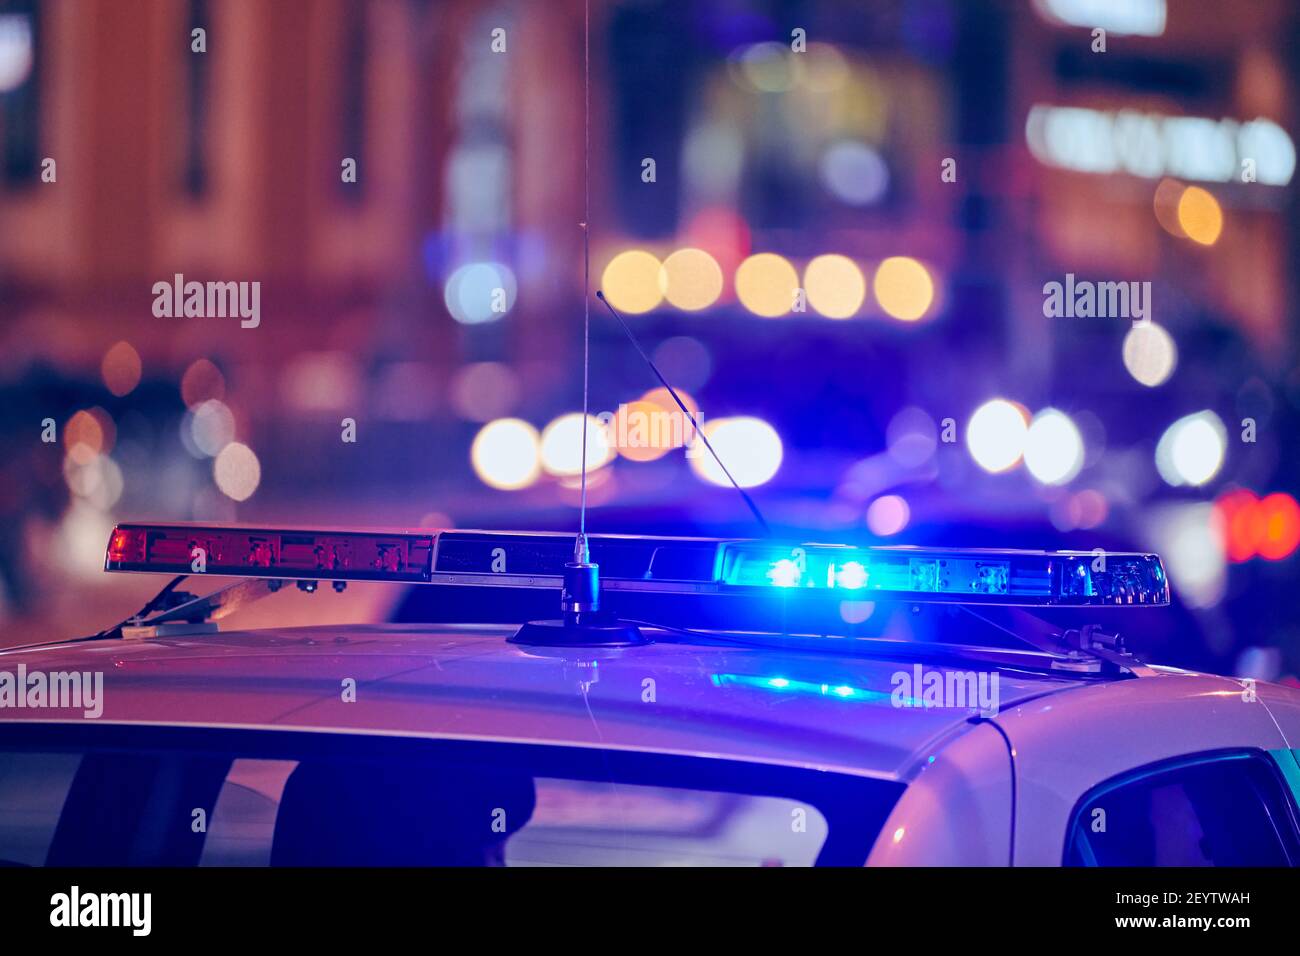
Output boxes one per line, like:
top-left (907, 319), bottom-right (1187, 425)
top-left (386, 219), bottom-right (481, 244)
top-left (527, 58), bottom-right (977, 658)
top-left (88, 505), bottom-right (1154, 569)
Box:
top-left (106, 525), bottom-right (434, 583)
top-left (104, 524), bottom-right (1170, 607)
top-left (717, 544), bottom-right (1169, 605)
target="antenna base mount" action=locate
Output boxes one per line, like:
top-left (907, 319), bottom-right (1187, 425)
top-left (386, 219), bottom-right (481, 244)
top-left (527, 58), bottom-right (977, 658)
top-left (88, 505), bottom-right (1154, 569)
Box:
top-left (509, 615), bottom-right (648, 648)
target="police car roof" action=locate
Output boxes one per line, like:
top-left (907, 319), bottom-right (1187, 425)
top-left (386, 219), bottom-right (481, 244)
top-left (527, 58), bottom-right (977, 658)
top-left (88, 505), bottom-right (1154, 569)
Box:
top-left (0, 623), bottom-right (1207, 781)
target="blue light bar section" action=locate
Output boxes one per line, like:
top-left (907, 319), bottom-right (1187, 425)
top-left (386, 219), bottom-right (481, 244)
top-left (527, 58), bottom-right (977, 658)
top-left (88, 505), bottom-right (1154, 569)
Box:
top-left (717, 545), bottom-right (1169, 606)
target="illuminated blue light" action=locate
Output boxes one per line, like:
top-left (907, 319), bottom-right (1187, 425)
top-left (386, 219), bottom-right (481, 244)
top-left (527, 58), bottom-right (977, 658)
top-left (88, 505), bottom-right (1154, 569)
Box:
top-left (711, 674), bottom-right (893, 704)
top-left (767, 559), bottom-right (802, 588)
top-left (835, 561), bottom-right (868, 590)
top-left (719, 543), bottom-right (1169, 605)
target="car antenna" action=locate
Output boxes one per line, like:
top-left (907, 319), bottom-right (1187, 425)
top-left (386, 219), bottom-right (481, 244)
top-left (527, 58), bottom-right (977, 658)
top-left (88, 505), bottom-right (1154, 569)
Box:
top-left (512, 1), bottom-right (771, 648)
top-left (595, 289), bottom-right (771, 537)
top-left (512, 0), bottom-right (644, 648)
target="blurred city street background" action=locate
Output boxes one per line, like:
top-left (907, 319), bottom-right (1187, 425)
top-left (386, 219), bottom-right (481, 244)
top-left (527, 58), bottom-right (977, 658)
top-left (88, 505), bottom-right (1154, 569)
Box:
top-left (0, 0), bottom-right (1297, 678)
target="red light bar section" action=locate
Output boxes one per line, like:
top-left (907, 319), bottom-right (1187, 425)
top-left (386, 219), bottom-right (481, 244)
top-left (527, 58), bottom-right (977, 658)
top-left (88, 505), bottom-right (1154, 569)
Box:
top-left (105, 524), bottom-right (434, 583)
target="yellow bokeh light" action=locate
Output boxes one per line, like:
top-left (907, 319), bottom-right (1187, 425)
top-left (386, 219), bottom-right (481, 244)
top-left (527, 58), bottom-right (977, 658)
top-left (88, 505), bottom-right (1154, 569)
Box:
top-left (1152, 177), bottom-right (1186, 238)
top-left (612, 400), bottom-right (675, 462)
top-left (735, 253), bottom-right (799, 318)
top-left (658, 248), bottom-right (723, 311)
top-left (1177, 186), bottom-right (1223, 246)
top-left (601, 250), bottom-right (663, 314)
top-left (873, 256), bottom-right (934, 322)
top-left (640, 386), bottom-right (699, 419)
top-left (804, 254), bottom-right (866, 319)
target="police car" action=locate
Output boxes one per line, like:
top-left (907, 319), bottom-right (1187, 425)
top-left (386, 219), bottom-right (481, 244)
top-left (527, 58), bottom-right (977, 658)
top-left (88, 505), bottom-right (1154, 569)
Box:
top-left (0, 522), bottom-right (1298, 867)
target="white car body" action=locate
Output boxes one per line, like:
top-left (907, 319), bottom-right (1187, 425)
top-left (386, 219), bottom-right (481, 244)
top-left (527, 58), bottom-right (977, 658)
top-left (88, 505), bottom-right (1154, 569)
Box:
top-left (2, 622), bottom-right (1297, 865)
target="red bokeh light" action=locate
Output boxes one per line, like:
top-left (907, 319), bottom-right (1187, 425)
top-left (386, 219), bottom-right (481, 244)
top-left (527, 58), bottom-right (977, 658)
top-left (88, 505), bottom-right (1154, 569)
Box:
top-left (1256, 492), bottom-right (1300, 561)
top-left (1214, 489), bottom-right (1300, 562)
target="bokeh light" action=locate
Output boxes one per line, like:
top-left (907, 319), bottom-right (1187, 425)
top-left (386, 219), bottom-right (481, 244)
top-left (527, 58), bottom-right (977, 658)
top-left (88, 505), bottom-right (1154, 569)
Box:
top-left (966, 399), bottom-right (1029, 473)
top-left (444, 261), bottom-right (517, 324)
top-left (1051, 488), bottom-right (1109, 531)
top-left (1256, 493), bottom-right (1300, 560)
top-left (612, 399), bottom-right (675, 462)
top-left (539, 413), bottom-right (613, 477)
top-left (1149, 504), bottom-right (1225, 609)
top-left (738, 42), bottom-right (802, 93)
top-left (820, 141), bottom-right (889, 206)
top-left (640, 386), bottom-right (700, 420)
top-left (1176, 186), bottom-right (1223, 245)
top-left (601, 250), bottom-right (663, 314)
top-left (801, 42), bottom-right (850, 93)
top-left (1122, 323), bottom-right (1178, 387)
top-left (0, 15), bottom-right (34, 93)
top-left (101, 341), bottom-right (141, 397)
top-left (839, 600), bottom-right (876, 625)
top-left (213, 442), bottom-right (261, 502)
top-left (886, 406), bottom-right (938, 468)
top-left (651, 336), bottom-right (712, 391)
top-left (873, 256), bottom-right (934, 321)
top-left (188, 400), bottom-right (236, 458)
top-left (866, 494), bottom-right (910, 536)
top-left (690, 416), bottom-right (783, 488)
top-left (281, 351), bottom-right (361, 413)
top-left (64, 410), bottom-right (106, 466)
top-left (450, 362), bottom-right (520, 422)
top-left (659, 248), bottom-right (723, 311)
top-left (181, 358), bottom-right (226, 408)
top-left (735, 253), bottom-right (799, 317)
top-left (63, 453), bottom-right (124, 510)
top-left (471, 418), bottom-right (541, 491)
top-left (1155, 411), bottom-right (1226, 487)
top-left (1023, 409), bottom-right (1084, 485)
top-left (1219, 490), bottom-right (1300, 562)
top-left (682, 206), bottom-right (750, 278)
top-left (1214, 488), bottom-right (1262, 562)
top-left (804, 254), bottom-right (866, 319)
top-left (1152, 177), bottom-right (1187, 238)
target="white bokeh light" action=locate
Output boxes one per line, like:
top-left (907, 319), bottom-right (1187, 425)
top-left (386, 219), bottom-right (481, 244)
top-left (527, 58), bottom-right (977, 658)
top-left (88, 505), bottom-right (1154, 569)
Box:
top-left (471, 418), bottom-right (541, 490)
top-left (444, 262), bottom-right (517, 324)
top-left (539, 413), bottom-right (613, 477)
top-left (690, 417), bottom-right (783, 489)
top-left (1155, 411), bottom-right (1226, 487)
top-left (1122, 323), bottom-right (1177, 387)
top-left (1023, 409), bottom-right (1084, 485)
top-left (213, 442), bottom-right (261, 502)
top-left (966, 399), bottom-right (1029, 473)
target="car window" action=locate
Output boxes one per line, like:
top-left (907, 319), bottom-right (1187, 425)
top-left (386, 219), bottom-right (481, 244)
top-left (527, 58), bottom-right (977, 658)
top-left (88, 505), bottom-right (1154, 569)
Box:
top-left (197, 764), bottom-right (829, 867)
top-left (1064, 750), bottom-right (1300, 866)
top-left (0, 725), bottom-right (899, 867)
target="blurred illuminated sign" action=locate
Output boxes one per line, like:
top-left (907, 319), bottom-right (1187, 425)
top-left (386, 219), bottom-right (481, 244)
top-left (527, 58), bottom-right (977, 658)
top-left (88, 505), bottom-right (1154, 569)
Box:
top-left (1033, 0), bottom-right (1166, 37)
top-left (1026, 105), bottom-right (1296, 186)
